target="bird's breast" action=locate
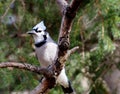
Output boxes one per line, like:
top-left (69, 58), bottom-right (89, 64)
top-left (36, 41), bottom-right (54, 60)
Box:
top-left (35, 42), bottom-right (58, 68)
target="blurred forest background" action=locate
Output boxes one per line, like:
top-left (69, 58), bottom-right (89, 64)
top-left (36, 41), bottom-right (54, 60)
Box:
top-left (0, 0), bottom-right (120, 94)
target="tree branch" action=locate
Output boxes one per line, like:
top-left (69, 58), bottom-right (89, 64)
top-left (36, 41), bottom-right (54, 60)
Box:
top-left (0, 62), bottom-right (53, 78)
top-left (67, 46), bottom-right (79, 56)
top-left (30, 78), bottom-right (53, 94)
top-left (0, 0), bottom-right (89, 94)
top-left (31, 0), bottom-right (84, 94)
top-left (56, 0), bottom-right (68, 14)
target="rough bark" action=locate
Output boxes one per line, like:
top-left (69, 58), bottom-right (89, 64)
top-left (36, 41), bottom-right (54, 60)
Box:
top-left (0, 62), bottom-right (53, 77)
top-left (0, 0), bottom-right (89, 93)
top-left (31, 0), bottom-right (82, 93)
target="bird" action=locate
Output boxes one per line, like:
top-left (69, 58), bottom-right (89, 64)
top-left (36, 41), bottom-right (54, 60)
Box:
top-left (27, 21), bottom-right (75, 94)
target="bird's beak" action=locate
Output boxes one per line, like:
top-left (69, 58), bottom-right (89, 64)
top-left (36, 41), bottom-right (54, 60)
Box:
top-left (27, 30), bottom-right (35, 34)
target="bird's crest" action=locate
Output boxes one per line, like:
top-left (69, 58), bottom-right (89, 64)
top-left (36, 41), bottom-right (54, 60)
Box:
top-left (33, 21), bottom-right (46, 31)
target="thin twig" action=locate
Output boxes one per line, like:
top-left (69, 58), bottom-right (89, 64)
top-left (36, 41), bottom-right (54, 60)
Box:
top-left (1, 0), bottom-right (16, 20)
top-left (67, 46), bottom-right (79, 58)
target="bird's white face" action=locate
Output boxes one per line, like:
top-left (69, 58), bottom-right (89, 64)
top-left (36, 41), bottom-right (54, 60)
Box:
top-left (27, 21), bottom-right (47, 43)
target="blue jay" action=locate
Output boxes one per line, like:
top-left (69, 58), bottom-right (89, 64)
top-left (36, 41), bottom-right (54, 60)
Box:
top-left (27, 21), bottom-right (75, 94)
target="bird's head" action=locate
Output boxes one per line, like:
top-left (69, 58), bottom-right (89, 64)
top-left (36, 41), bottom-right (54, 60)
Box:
top-left (27, 21), bottom-right (48, 43)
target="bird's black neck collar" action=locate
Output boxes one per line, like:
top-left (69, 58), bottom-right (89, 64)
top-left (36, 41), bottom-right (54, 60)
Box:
top-left (35, 35), bottom-right (47, 48)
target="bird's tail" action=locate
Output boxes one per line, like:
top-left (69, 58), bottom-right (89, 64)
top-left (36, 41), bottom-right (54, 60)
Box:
top-left (61, 81), bottom-right (76, 94)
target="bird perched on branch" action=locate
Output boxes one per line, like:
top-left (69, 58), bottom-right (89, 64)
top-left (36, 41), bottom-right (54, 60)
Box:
top-left (27, 21), bottom-right (75, 94)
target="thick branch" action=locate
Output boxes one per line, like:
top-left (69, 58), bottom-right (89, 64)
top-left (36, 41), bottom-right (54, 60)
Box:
top-left (0, 0), bottom-right (90, 94)
top-left (58, 0), bottom-right (82, 56)
top-left (31, 0), bottom-right (89, 94)
top-left (56, 0), bottom-right (68, 14)
top-left (30, 78), bottom-right (54, 94)
top-left (0, 62), bottom-right (53, 77)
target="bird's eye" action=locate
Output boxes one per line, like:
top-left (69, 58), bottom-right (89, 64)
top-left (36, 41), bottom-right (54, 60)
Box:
top-left (33, 28), bottom-right (42, 33)
top-left (37, 30), bottom-right (42, 33)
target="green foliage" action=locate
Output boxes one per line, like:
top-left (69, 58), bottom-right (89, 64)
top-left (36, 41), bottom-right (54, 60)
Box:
top-left (0, 0), bottom-right (120, 94)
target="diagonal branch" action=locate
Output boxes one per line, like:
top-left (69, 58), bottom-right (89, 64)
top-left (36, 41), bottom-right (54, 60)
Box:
top-left (31, 0), bottom-right (86, 94)
top-left (56, 0), bottom-right (68, 14)
top-left (1, 0), bottom-right (16, 20)
top-left (0, 0), bottom-right (89, 94)
top-left (67, 46), bottom-right (79, 56)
